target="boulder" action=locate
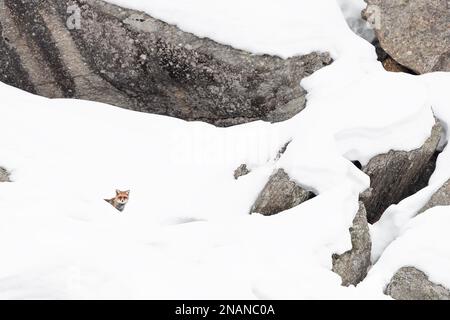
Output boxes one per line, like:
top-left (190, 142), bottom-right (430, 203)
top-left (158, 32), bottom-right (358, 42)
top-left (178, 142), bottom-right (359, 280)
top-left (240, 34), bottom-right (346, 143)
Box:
top-left (361, 122), bottom-right (443, 223)
top-left (420, 179), bottom-right (450, 213)
top-left (363, 0), bottom-right (450, 74)
top-left (250, 169), bottom-right (313, 216)
top-left (332, 202), bottom-right (372, 286)
top-left (385, 267), bottom-right (450, 300)
top-left (0, 0), bottom-right (332, 126)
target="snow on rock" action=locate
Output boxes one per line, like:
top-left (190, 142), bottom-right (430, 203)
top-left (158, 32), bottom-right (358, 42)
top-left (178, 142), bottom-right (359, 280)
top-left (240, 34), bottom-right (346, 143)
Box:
top-left (362, 206), bottom-right (450, 298)
top-left (0, 0), bottom-right (449, 299)
top-left (0, 0), bottom-right (332, 126)
top-left (105, 0), bottom-right (356, 58)
top-left (420, 179), bottom-right (450, 213)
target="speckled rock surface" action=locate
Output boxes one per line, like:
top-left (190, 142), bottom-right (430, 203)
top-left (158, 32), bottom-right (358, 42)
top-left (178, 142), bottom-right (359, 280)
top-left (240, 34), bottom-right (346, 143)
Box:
top-left (332, 202), bottom-right (371, 286)
top-left (250, 169), bottom-right (313, 216)
top-left (0, 20), bottom-right (35, 93)
top-left (386, 267), bottom-right (450, 300)
top-left (363, 0), bottom-right (450, 74)
top-left (0, 0), bottom-right (332, 126)
top-left (361, 122), bottom-right (443, 223)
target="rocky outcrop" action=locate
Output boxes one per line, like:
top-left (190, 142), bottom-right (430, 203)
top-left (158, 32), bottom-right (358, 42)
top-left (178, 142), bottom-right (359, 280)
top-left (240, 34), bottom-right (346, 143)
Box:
top-left (363, 0), bottom-right (450, 74)
top-left (385, 267), bottom-right (450, 300)
top-left (420, 179), bottom-right (450, 213)
top-left (0, 167), bottom-right (10, 182)
top-left (0, 0), bottom-right (332, 126)
top-left (250, 169), bottom-right (314, 216)
top-left (360, 122), bottom-right (443, 223)
top-left (332, 202), bottom-right (371, 286)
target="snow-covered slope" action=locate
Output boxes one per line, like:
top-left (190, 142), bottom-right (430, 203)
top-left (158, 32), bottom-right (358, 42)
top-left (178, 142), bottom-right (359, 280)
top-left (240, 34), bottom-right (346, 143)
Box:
top-left (0, 0), bottom-right (449, 299)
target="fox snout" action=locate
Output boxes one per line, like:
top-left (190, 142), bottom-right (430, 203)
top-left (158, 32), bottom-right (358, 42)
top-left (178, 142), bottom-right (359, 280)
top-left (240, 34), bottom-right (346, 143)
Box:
top-left (116, 196), bottom-right (128, 204)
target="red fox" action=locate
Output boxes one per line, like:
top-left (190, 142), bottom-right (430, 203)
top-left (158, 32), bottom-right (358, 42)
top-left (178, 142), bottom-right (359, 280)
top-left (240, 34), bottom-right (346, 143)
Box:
top-left (105, 190), bottom-right (130, 212)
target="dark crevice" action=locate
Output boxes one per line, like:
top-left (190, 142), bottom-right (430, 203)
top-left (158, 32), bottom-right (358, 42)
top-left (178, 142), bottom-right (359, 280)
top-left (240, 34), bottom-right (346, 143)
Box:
top-left (372, 39), bottom-right (418, 75)
top-left (351, 160), bottom-right (362, 170)
top-left (407, 150), bottom-right (440, 196)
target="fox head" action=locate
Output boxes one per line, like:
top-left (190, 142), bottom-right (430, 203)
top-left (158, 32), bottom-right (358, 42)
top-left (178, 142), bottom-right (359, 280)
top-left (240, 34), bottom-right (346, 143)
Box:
top-left (115, 190), bottom-right (130, 204)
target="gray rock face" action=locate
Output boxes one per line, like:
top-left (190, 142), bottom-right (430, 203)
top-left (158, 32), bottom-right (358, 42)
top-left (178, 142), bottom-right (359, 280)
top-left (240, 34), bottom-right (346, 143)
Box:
top-left (363, 0), bottom-right (450, 74)
top-left (420, 179), bottom-right (450, 213)
top-left (0, 0), bottom-right (332, 126)
top-left (0, 167), bottom-right (10, 182)
top-left (386, 267), bottom-right (450, 300)
top-left (361, 122), bottom-right (443, 223)
top-left (250, 169), bottom-right (313, 216)
top-left (332, 202), bottom-right (371, 286)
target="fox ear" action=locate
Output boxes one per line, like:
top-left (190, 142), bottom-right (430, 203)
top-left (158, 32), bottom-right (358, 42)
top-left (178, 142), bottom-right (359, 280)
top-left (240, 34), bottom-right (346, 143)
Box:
top-left (125, 190), bottom-right (130, 195)
top-left (116, 189), bottom-right (121, 195)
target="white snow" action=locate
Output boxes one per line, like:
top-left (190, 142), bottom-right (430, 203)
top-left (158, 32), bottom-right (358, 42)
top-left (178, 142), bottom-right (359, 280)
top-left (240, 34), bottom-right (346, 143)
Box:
top-left (0, 0), bottom-right (449, 299)
top-left (336, 0), bottom-right (375, 43)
